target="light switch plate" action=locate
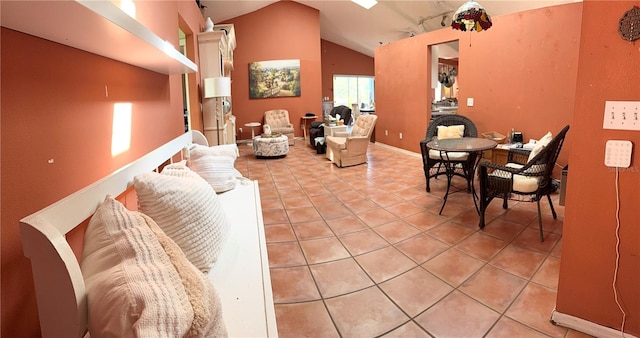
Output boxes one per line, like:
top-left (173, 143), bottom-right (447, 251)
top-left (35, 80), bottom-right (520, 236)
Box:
top-left (603, 101), bottom-right (640, 130)
top-left (467, 98), bottom-right (474, 107)
top-left (604, 140), bottom-right (633, 168)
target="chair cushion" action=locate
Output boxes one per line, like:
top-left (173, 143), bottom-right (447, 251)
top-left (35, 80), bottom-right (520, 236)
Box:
top-left (528, 131), bottom-right (552, 162)
top-left (437, 125), bottom-right (465, 139)
top-left (428, 149), bottom-right (469, 160)
top-left (490, 163), bottom-right (541, 193)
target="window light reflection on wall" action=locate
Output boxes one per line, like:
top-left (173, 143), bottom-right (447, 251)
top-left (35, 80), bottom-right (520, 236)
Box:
top-left (111, 103), bottom-right (132, 156)
top-left (351, 0), bottom-right (377, 10)
top-left (120, 0), bottom-right (136, 18)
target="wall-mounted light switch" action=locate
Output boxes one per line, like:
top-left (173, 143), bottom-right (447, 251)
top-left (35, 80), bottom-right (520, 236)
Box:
top-left (467, 98), bottom-right (474, 107)
top-left (603, 101), bottom-right (640, 131)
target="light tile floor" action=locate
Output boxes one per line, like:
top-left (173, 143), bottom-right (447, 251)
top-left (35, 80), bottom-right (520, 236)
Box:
top-left (235, 141), bottom-right (591, 338)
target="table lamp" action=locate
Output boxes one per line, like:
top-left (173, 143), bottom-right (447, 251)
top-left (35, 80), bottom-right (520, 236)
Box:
top-left (204, 77), bottom-right (231, 144)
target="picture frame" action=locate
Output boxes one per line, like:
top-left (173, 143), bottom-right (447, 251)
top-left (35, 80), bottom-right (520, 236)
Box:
top-left (249, 59), bottom-right (301, 99)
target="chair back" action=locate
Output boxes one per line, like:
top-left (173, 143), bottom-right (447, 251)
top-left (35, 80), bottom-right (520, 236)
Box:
top-left (264, 109), bottom-right (291, 128)
top-left (351, 114), bottom-right (377, 138)
top-left (330, 105), bottom-right (352, 126)
top-left (425, 114), bottom-right (477, 140)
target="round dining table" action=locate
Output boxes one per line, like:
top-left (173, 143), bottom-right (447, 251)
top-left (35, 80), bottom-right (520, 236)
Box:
top-left (426, 137), bottom-right (497, 214)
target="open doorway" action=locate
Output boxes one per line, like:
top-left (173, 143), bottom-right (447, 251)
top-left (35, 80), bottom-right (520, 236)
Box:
top-left (430, 41), bottom-right (459, 119)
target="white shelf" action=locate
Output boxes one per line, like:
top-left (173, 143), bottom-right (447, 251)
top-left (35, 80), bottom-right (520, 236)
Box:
top-left (1, 0), bottom-right (197, 75)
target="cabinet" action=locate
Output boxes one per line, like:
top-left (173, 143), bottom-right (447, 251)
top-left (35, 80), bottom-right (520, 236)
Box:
top-left (198, 24), bottom-right (236, 146)
top-left (482, 145), bottom-right (510, 165)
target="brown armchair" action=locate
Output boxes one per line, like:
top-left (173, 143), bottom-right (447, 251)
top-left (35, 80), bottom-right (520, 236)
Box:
top-left (478, 125), bottom-right (569, 241)
top-left (264, 109), bottom-right (295, 145)
top-left (325, 114), bottom-right (377, 167)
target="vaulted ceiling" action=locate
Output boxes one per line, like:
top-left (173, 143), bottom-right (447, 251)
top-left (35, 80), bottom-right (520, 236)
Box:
top-left (202, 0), bottom-right (578, 57)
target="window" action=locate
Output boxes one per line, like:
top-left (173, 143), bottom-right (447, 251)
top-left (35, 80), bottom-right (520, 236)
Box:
top-left (333, 75), bottom-right (375, 109)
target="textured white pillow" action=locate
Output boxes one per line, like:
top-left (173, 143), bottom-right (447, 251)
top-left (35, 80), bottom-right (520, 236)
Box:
top-left (192, 143), bottom-right (239, 159)
top-left (134, 169), bottom-right (229, 272)
top-left (528, 131), bottom-right (553, 162)
top-left (437, 125), bottom-right (465, 139)
top-left (81, 197), bottom-right (227, 337)
top-left (188, 149), bottom-right (238, 193)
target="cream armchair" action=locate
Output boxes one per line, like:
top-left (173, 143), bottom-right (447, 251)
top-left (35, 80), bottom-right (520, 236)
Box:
top-left (325, 114), bottom-right (377, 167)
top-left (264, 109), bottom-right (295, 145)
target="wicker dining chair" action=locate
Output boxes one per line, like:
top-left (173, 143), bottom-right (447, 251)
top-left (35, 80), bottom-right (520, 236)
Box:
top-left (477, 125), bottom-right (569, 242)
top-left (419, 114), bottom-right (478, 192)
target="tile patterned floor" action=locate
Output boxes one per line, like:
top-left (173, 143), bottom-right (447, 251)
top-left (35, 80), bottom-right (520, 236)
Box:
top-left (235, 140), bottom-right (590, 338)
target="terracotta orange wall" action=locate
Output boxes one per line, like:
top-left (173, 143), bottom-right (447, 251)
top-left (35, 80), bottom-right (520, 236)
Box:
top-left (0, 2), bottom-right (203, 336)
top-left (223, 1), bottom-right (322, 141)
top-left (320, 39), bottom-right (374, 101)
top-left (375, 3), bottom-right (581, 176)
top-left (375, 33), bottom-right (449, 150)
top-left (556, 0), bottom-right (639, 335)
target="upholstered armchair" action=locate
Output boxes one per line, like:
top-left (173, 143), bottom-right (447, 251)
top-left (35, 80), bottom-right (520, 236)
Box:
top-left (325, 114), bottom-right (377, 167)
top-left (264, 109), bottom-right (295, 145)
top-left (478, 125), bottom-right (569, 241)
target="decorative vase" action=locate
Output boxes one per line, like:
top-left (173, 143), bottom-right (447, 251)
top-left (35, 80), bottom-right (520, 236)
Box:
top-left (204, 17), bottom-right (214, 32)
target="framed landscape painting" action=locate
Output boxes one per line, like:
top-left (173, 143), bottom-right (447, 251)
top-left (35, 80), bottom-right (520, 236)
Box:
top-left (249, 59), bottom-right (301, 99)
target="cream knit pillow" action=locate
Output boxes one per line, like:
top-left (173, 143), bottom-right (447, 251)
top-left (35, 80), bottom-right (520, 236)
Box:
top-left (134, 168), bottom-right (229, 272)
top-left (188, 149), bottom-right (238, 193)
top-left (81, 197), bottom-right (227, 337)
top-left (437, 125), bottom-right (465, 139)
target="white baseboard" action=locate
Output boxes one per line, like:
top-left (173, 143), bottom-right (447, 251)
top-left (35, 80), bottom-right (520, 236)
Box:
top-left (551, 309), bottom-right (637, 338)
top-left (374, 142), bottom-right (421, 158)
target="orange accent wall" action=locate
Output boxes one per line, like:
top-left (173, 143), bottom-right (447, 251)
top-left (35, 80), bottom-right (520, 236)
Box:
top-left (0, 2), bottom-right (202, 336)
top-left (556, 0), bottom-right (639, 335)
top-left (375, 3), bottom-right (581, 176)
top-left (320, 39), bottom-right (374, 101)
top-left (222, 2), bottom-right (373, 141)
top-left (223, 1), bottom-right (322, 141)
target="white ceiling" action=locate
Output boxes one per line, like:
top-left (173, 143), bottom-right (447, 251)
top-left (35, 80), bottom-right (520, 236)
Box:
top-left (202, 0), bottom-right (577, 57)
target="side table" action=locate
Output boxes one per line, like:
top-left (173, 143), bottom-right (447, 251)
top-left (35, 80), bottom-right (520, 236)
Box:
top-left (301, 115), bottom-right (317, 143)
top-left (244, 122), bottom-right (261, 145)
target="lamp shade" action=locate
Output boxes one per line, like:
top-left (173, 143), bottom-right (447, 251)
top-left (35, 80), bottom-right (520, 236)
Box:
top-left (204, 77), bottom-right (231, 98)
top-left (451, 0), bottom-right (492, 32)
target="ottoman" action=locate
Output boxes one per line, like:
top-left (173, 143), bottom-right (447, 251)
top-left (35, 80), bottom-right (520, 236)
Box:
top-left (253, 135), bottom-right (289, 158)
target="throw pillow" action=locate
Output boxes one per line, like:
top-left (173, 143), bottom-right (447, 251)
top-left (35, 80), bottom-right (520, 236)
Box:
top-left (191, 143), bottom-right (240, 159)
top-left (437, 125), bottom-right (465, 139)
top-left (188, 149), bottom-right (238, 193)
top-left (528, 131), bottom-right (553, 162)
top-left (81, 197), bottom-right (227, 337)
top-left (134, 170), bottom-right (229, 272)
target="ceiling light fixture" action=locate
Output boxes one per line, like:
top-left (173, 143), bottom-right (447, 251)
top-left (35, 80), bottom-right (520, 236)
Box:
top-left (451, 0), bottom-right (492, 32)
top-left (351, 0), bottom-right (377, 10)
